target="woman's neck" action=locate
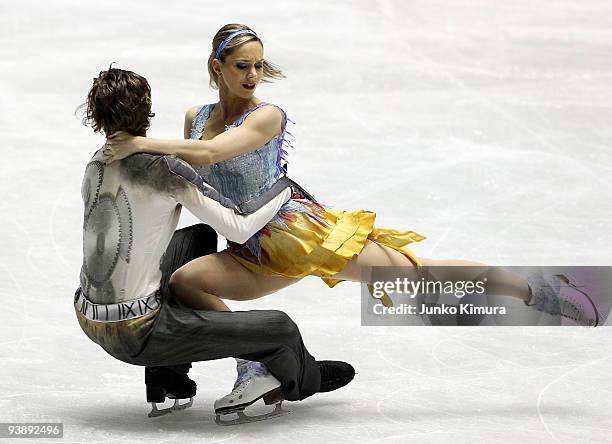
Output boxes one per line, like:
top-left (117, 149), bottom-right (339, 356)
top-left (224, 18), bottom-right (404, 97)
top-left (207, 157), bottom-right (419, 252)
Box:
top-left (217, 86), bottom-right (260, 124)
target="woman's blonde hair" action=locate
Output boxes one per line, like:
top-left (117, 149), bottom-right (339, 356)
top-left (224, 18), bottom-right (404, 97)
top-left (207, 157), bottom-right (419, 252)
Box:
top-left (207, 23), bottom-right (285, 90)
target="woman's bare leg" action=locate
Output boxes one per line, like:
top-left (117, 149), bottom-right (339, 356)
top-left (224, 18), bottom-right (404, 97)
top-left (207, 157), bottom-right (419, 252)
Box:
top-left (331, 240), bottom-right (421, 282)
top-left (332, 240), bottom-right (531, 301)
top-left (170, 241), bottom-right (531, 311)
top-left (169, 251), bottom-right (300, 310)
top-left (420, 258), bottom-right (531, 302)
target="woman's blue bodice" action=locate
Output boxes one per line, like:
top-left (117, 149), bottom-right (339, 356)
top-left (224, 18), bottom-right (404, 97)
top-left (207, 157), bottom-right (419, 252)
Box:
top-left (189, 101), bottom-right (319, 259)
top-left (190, 102), bottom-right (289, 206)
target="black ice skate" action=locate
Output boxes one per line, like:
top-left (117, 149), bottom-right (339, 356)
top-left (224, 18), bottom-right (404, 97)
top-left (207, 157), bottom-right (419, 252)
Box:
top-left (317, 360), bottom-right (355, 393)
top-left (145, 366), bottom-right (197, 417)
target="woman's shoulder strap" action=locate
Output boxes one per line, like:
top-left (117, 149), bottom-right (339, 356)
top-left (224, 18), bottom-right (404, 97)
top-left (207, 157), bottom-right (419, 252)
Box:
top-left (189, 104), bottom-right (214, 139)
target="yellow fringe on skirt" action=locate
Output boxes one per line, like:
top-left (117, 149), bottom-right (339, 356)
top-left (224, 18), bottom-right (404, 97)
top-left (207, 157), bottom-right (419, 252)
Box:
top-left (227, 201), bottom-right (426, 289)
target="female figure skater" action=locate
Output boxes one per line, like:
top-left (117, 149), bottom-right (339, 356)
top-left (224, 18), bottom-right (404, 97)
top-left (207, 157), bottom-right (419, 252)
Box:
top-left (104, 23), bottom-right (597, 409)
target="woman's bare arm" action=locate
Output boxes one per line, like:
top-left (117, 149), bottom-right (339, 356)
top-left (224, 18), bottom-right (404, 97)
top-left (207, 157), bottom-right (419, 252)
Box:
top-left (105, 105), bottom-right (283, 167)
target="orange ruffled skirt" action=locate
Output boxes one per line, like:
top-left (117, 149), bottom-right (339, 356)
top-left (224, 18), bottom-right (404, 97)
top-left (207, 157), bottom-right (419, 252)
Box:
top-left (227, 199), bottom-right (426, 287)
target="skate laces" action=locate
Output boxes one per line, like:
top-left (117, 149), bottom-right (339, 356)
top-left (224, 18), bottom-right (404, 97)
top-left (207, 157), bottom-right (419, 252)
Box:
top-left (559, 295), bottom-right (593, 326)
top-left (528, 274), bottom-right (595, 326)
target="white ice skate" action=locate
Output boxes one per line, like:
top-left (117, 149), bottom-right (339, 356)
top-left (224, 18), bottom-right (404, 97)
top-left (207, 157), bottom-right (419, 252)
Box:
top-left (525, 273), bottom-right (599, 326)
top-left (214, 360), bottom-right (288, 426)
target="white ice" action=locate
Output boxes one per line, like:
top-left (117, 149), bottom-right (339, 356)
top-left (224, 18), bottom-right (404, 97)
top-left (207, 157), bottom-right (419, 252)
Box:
top-left (1, 0), bottom-right (611, 442)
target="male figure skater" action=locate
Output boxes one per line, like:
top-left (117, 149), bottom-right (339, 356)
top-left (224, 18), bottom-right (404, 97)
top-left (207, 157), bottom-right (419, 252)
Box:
top-left (75, 67), bottom-right (354, 424)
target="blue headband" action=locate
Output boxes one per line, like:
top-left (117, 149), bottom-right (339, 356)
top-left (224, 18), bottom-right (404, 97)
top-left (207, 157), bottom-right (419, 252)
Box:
top-left (214, 29), bottom-right (258, 59)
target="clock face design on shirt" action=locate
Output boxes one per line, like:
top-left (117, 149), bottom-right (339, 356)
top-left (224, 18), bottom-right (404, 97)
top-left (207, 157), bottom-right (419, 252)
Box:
top-left (81, 161), bottom-right (133, 302)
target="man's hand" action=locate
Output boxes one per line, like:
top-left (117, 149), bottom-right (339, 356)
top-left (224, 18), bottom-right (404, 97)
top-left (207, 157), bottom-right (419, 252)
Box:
top-left (103, 132), bottom-right (144, 165)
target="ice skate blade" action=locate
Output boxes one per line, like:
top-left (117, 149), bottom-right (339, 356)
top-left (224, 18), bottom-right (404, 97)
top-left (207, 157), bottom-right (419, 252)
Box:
top-left (215, 386), bottom-right (283, 414)
top-left (215, 402), bottom-right (288, 426)
top-left (148, 397), bottom-right (194, 418)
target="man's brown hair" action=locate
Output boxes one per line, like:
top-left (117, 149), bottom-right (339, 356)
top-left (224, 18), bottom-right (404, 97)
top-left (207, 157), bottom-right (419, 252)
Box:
top-left (82, 67), bottom-right (154, 136)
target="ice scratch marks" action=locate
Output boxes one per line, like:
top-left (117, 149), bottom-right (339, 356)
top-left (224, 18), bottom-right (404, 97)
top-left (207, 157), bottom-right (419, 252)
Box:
top-left (535, 356), bottom-right (608, 443)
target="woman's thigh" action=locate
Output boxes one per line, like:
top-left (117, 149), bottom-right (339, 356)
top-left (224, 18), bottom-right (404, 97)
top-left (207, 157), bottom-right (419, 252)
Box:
top-left (329, 240), bottom-right (421, 282)
top-left (172, 250), bottom-right (301, 301)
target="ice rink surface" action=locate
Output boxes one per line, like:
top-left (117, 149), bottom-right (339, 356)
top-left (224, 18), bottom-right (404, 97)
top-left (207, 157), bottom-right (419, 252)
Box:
top-left (1, 0), bottom-right (612, 442)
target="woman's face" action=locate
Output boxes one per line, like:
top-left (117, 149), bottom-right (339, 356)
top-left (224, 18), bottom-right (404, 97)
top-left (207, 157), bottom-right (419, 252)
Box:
top-left (215, 40), bottom-right (264, 99)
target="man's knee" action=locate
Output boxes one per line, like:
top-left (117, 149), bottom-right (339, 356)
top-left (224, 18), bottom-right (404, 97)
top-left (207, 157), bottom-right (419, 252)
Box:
top-left (267, 310), bottom-right (300, 341)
